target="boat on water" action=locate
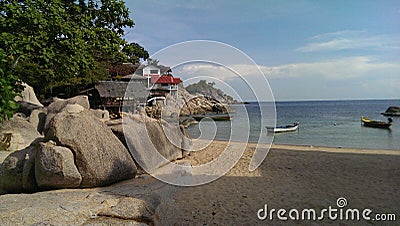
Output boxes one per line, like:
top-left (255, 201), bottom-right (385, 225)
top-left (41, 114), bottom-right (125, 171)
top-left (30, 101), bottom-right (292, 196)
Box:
top-left (361, 116), bottom-right (392, 129)
top-left (267, 122), bottom-right (299, 133)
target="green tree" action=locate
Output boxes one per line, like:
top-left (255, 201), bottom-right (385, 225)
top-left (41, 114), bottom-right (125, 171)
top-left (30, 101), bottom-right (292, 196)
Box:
top-left (0, 0), bottom-right (145, 98)
top-left (122, 43), bottom-right (149, 64)
top-left (146, 58), bottom-right (159, 66)
top-left (0, 48), bottom-right (22, 122)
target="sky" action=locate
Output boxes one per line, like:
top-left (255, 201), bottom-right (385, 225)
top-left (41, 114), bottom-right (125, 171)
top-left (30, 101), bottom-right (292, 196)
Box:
top-left (124, 0), bottom-right (400, 101)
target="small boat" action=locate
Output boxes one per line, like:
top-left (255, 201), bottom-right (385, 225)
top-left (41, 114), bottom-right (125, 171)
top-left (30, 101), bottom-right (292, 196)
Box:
top-left (266, 122), bottom-right (299, 133)
top-left (361, 116), bottom-right (392, 129)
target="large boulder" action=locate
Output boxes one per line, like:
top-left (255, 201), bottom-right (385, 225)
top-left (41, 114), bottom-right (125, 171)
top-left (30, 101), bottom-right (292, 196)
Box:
top-left (22, 148), bottom-right (37, 192)
top-left (28, 108), bottom-right (47, 134)
top-left (44, 95), bottom-right (90, 131)
top-left (106, 119), bottom-right (128, 149)
top-left (0, 145), bottom-right (37, 194)
top-left (0, 114), bottom-right (42, 152)
top-left (90, 109), bottom-right (110, 121)
top-left (14, 83), bottom-right (44, 107)
top-left (17, 102), bottom-right (43, 117)
top-left (14, 83), bottom-right (44, 117)
top-left (0, 183), bottom-right (171, 225)
top-left (35, 141), bottom-right (82, 189)
top-left (46, 109), bottom-right (137, 187)
top-left (122, 114), bottom-right (192, 172)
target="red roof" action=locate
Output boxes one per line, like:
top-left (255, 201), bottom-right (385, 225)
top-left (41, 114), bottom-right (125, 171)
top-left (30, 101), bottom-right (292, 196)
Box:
top-left (151, 75), bottom-right (182, 84)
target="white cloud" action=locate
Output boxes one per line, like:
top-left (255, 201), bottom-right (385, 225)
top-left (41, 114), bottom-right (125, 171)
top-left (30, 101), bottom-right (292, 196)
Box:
top-left (296, 30), bottom-right (400, 52)
top-left (310, 30), bottom-right (367, 40)
top-left (174, 57), bottom-right (400, 100)
top-left (263, 57), bottom-right (400, 80)
top-left (176, 57), bottom-right (400, 80)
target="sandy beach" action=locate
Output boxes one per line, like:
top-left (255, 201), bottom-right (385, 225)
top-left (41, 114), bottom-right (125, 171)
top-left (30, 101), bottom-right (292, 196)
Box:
top-left (173, 141), bottom-right (400, 225)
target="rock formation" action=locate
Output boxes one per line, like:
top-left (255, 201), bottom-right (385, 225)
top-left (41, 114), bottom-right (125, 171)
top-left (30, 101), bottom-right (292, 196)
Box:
top-left (35, 141), bottom-right (82, 189)
top-left (382, 106), bottom-right (400, 116)
top-left (0, 114), bottom-right (42, 152)
top-left (0, 95), bottom-right (138, 194)
top-left (185, 80), bottom-right (237, 104)
top-left (46, 108), bottom-right (137, 187)
top-left (0, 177), bottom-right (181, 225)
top-left (14, 83), bottom-right (44, 117)
top-left (44, 95), bottom-right (90, 130)
top-left (0, 145), bottom-right (38, 194)
top-left (146, 84), bottom-right (233, 119)
top-left (111, 113), bottom-right (192, 172)
top-left (0, 92), bottom-right (191, 196)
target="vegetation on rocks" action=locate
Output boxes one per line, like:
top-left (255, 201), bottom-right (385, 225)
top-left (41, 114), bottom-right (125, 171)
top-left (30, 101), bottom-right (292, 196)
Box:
top-left (185, 80), bottom-right (237, 104)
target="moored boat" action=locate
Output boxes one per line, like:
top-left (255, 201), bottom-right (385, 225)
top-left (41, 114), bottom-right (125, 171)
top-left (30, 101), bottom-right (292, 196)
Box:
top-left (267, 122), bottom-right (299, 133)
top-left (361, 116), bottom-right (392, 129)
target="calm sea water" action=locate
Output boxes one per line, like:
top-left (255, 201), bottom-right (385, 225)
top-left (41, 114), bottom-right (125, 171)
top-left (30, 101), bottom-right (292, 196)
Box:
top-left (186, 99), bottom-right (400, 150)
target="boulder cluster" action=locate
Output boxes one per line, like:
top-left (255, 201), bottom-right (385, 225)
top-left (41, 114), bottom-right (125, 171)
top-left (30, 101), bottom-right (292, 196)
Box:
top-left (146, 85), bottom-right (233, 119)
top-left (0, 85), bottom-right (191, 195)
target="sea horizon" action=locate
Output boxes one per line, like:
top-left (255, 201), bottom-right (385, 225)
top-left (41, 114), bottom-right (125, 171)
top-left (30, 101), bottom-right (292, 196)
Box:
top-left (240, 97), bottom-right (400, 104)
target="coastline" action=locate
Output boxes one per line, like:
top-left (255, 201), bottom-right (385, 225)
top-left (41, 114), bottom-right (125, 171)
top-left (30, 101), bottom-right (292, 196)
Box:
top-left (272, 143), bottom-right (400, 155)
top-left (1, 140), bottom-right (399, 225)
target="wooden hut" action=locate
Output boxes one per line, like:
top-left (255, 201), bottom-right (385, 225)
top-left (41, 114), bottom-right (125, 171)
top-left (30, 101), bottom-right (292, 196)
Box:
top-left (92, 81), bottom-right (148, 114)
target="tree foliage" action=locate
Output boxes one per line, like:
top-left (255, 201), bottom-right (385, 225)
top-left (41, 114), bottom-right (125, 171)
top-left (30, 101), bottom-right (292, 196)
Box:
top-left (0, 48), bottom-right (22, 122)
top-left (0, 0), bottom-right (147, 98)
top-left (109, 63), bottom-right (138, 78)
top-left (146, 58), bottom-right (160, 66)
top-left (122, 43), bottom-right (149, 64)
top-left (185, 80), bottom-right (236, 103)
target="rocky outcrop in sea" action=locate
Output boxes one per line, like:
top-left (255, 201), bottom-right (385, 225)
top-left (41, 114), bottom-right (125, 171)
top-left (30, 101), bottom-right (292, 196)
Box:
top-left (382, 106), bottom-right (400, 116)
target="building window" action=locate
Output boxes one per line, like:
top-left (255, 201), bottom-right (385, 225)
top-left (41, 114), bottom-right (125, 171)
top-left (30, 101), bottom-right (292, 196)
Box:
top-left (150, 70), bottom-right (159, 74)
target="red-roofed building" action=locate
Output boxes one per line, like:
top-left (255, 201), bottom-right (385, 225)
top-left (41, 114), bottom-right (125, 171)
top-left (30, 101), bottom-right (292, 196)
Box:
top-left (141, 65), bottom-right (182, 99)
top-left (151, 75), bottom-right (182, 84)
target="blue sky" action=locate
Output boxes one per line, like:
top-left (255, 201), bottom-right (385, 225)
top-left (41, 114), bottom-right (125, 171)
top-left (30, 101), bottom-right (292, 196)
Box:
top-left (124, 0), bottom-right (400, 101)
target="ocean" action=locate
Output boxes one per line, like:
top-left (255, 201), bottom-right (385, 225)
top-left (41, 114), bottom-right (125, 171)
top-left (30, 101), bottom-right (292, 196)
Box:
top-left (186, 99), bottom-right (400, 150)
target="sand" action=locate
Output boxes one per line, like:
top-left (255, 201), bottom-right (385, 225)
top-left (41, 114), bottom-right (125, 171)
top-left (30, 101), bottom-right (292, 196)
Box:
top-left (172, 140), bottom-right (400, 225)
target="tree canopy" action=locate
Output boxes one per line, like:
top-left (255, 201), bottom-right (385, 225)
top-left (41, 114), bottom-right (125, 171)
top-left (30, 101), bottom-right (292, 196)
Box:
top-left (0, 0), bottom-right (148, 99)
top-left (0, 48), bottom-right (21, 122)
top-left (122, 43), bottom-right (149, 64)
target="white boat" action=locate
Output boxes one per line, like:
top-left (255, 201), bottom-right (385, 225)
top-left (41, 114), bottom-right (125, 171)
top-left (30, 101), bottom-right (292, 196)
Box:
top-left (266, 122), bottom-right (299, 133)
